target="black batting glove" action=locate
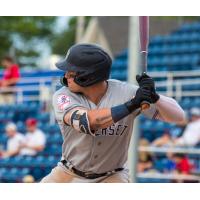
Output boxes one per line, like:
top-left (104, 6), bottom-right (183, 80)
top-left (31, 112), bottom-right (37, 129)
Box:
top-left (136, 72), bottom-right (160, 104)
top-left (125, 87), bottom-right (153, 113)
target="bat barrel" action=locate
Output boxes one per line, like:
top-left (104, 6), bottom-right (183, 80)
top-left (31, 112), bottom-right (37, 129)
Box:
top-left (139, 16), bottom-right (150, 110)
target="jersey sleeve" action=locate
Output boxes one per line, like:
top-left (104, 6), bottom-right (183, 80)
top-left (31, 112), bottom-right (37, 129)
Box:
top-left (141, 103), bottom-right (158, 119)
top-left (52, 89), bottom-right (86, 122)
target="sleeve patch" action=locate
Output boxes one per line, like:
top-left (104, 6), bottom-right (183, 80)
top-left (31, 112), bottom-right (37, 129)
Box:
top-left (57, 94), bottom-right (71, 111)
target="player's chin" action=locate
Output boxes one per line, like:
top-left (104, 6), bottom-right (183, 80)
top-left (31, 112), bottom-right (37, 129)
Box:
top-left (68, 86), bottom-right (81, 93)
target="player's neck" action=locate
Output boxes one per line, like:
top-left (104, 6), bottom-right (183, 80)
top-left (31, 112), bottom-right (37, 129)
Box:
top-left (82, 81), bottom-right (108, 105)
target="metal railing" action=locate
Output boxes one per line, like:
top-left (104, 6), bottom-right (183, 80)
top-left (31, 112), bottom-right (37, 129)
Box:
top-left (150, 70), bottom-right (200, 100)
top-left (0, 76), bottom-right (60, 103)
top-left (138, 145), bottom-right (200, 154)
top-left (137, 172), bottom-right (200, 182)
top-left (0, 69), bottom-right (199, 103)
top-left (137, 145), bottom-right (200, 182)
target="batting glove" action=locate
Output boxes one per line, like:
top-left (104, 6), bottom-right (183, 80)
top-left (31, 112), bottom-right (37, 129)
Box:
top-left (136, 72), bottom-right (160, 103)
top-left (125, 87), bottom-right (153, 112)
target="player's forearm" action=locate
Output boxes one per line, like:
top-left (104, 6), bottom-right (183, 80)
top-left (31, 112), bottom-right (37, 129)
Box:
top-left (2, 149), bottom-right (19, 157)
top-left (63, 89), bottom-right (149, 135)
top-left (27, 145), bottom-right (44, 151)
top-left (88, 108), bottom-right (114, 130)
top-left (63, 107), bottom-right (114, 135)
top-left (2, 78), bottom-right (19, 86)
top-left (155, 95), bottom-right (186, 124)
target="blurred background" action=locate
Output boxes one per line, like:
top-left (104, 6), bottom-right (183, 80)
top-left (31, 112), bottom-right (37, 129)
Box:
top-left (0, 16), bottom-right (200, 183)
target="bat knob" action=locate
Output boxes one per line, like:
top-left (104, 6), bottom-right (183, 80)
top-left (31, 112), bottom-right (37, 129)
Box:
top-left (141, 101), bottom-right (150, 111)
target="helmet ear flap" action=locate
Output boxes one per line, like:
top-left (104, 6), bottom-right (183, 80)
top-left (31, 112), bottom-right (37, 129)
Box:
top-left (60, 76), bottom-right (68, 87)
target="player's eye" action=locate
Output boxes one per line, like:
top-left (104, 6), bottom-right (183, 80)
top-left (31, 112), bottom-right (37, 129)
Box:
top-left (66, 73), bottom-right (76, 79)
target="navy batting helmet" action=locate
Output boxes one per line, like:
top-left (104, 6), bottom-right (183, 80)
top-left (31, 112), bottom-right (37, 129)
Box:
top-left (56, 43), bottom-right (112, 87)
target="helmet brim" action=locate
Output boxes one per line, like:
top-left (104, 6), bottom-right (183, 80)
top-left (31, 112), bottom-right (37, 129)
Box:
top-left (55, 59), bottom-right (69, 71)
top-left (55, 59), bottom-right (81, 72)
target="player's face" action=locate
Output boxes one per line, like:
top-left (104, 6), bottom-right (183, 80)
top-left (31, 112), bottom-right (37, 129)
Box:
top-left (27, 125), bottom-right (36, 133)
top-left (1, 60), bottom-right (11, 68)
top-left (6, 129), bottom-right (16, 137)
top-left (191, 115), bottom-right (200, 122)
top-left (65, 71), bottom-right (83, 92)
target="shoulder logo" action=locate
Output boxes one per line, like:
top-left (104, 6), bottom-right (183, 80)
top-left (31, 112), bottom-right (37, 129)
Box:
top-left (57, 94), bottom-right (71, 111)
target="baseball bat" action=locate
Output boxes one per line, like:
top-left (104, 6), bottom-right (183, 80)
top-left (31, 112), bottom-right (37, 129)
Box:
top-left (139, 16), bottom-right (150, 110)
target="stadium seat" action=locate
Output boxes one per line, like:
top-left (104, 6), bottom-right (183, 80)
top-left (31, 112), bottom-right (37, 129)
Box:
top-left (0, 157), bottom-right (12, 167)
top-left (153, 160), bottom-right (165, 172)
top-left (2, 167), bottom-right (30, 182)
top-left (47, 124), bottom-right (60, 134)
top-left (43, 144), bottom-right (62, 156)
top-left (16, 121), bottom-right (26, 133)
top-left (8, 156), bottom-right (24, 167)
top-left (37, 112), bottom-right (50, 123)
top-left (47, 134), bottom-right (62, 144)
top-left (0, 134), bottom-right (7, 143)
top-left (32, 156), bottom-right (45, 167)
top-left (21, 156), bottom-right (34, 168)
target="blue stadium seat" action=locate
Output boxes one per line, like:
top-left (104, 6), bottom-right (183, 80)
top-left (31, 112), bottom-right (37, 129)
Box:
top-left (43, 144), bottom-right (62, 156)
top-left (0, 113), bottom-right (6, 121)
top-left (154, 160), bottom-right (165, 172)
top-left (37, 112), bottom-right (50, 123)
top-left (21, 156), bottom-right (34, 168)
top-left (151, 35), bottom-right (164, 44)
top-left (8, 156), bottom-right (25, 167)
top-left (193, 97), bottom-right (200, 107)
top-left (0, 134), bottom-right (7, 143)
top-left (180, 97), bottom-right (193, 109)
top-left (39, 123), bottom-right (57, 133)
top-left (47, 156), bottom-right (60, 167)
top-left (2, 167), bottom-right (30, 182)
top-left (16, 121), bottom-right (26, 133)
top-left (0, 157), bottom-right (12, 167)
top-left (47, 134), bottom-right (62, 144)
top-left (154, 121), bottom-right (166, 132)
top-left (32, 156), bottom-right (45, 167)
top-left (31, 167), bottom-right (44, 181)
top-left (141, 120), bottom-right (154, 131)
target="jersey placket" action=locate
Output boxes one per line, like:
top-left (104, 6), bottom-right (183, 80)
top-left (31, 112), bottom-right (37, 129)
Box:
top-left (86, 136), bottom-right (97, 170)
top-left (85, 82), bottom-right (111, 171)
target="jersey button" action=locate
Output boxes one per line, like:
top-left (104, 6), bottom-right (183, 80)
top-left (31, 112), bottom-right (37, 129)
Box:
top-left (97, 141), bottom-right (102, 146)
top-left (94, 155), bottom-right (98, 159)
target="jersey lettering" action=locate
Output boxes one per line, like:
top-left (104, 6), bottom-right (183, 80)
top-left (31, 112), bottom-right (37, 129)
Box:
top-left (97, 124), bottom-right (128, 136)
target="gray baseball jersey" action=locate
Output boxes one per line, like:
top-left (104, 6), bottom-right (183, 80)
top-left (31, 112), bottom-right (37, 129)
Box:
top-left (53, 79), bottom-right (157, 174)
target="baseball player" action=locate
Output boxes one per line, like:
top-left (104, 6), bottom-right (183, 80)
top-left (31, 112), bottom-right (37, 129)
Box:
top-left (41, 44), bottom-right (186, 183)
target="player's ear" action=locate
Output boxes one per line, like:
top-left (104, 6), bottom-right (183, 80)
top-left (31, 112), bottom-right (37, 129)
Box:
top-left (60, 76), bottom-right (68, 87)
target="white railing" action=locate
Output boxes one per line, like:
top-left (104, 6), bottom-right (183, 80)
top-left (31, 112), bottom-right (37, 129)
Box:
top-left (138, 145), bottom-right (200, 154)
top-left (0, 69), bottom-right (199, 103)
top-left (150, 70), bottom-right (200, 98)
top-left (137, 146), bottom-right (200, 182)
top-left (137, 172), bottom-right (200, 182)
top-left (0, 76), bottom-right (61, 103)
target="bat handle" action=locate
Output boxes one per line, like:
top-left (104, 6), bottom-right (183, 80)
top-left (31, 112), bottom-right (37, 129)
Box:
top-left (141, 101), bottom-right (150, 110)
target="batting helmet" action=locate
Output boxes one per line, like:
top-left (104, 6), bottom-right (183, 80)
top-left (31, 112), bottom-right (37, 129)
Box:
top-left (56, 43), bottom-right (112, 87)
